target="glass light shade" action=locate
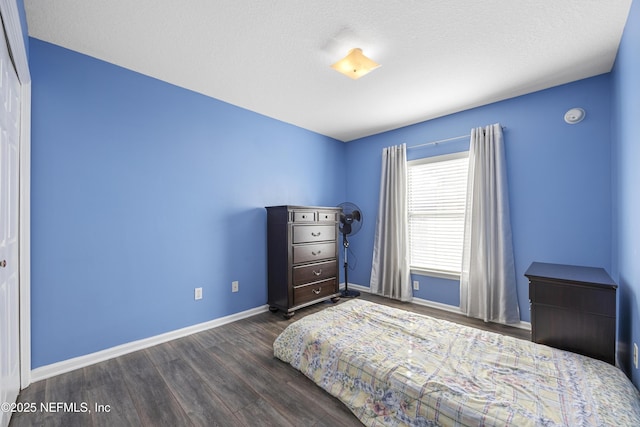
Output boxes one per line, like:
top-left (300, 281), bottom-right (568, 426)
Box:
top-left (331, 48), bottom-right (380, 79)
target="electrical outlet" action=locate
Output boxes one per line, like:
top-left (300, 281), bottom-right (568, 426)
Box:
top-left (194, 287), bottom-right (203, 300)
top-left (232, 281), bottom-right (239, 293)
top-left (413, 280), bottom-right (419, 290)
top-left (634, 343), bottom-right (638, 369)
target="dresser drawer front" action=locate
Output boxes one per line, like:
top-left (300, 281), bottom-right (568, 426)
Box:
top-left (294, 278), bottom-right (338, 306)
top-left (293, 225), bottom-right (336, 244)
top-left (293, 242), bottom-right (336, 264)
top-left (292, 211), bottom-right (316, 222)
top-left (318, 211), bottom-right (338, 222)
top-left (530, 280), bottom-right (616, 316)
top-left (531, 305), bottom-right (616, 363)
top-left (293, 260), bottom-right (337, 285)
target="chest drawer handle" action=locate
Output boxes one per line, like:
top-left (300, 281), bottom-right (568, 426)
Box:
top-left (311, 231), bottom-right (321, 237)
top-left (312, 287), bottom-right (322, 295)
top-left (312, 269), bottom-right (322, 276)
top-left (311, 250), bottom-right (321, 256)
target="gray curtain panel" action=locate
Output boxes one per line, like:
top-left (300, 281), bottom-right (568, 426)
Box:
top-left (370, 144), bottom-right (412, 301)
top-left (460, 124), bottom-right (520, 324)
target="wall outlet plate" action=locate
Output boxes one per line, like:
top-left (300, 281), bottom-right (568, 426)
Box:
top-left (413, 280), bottom-right (419, 290)
top-left (232, 281), bottom-right (239, 293)
top-left (194, 287), bottom-right (203, 300)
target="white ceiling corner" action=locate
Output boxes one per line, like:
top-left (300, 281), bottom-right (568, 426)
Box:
top-left (24, 0), bottom-right (633, 142)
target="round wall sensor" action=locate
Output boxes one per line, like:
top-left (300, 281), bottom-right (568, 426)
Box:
top-left (564, 108), bottom-right (586, 124)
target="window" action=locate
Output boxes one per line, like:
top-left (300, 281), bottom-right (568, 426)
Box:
top-left (407, 152), bottom-right (469, 278)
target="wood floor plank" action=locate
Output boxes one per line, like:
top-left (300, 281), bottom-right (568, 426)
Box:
top-left (191, 325), bottom-right (233, 349)
top-left (42, 367), bottom-right (91, 427)
top-left (169, 335), bottom-right (261, 414)
top-left (144, 340), bottom-right (183, 366)
top-left (154, 358), bottom-right (241, 426)
top-left (8, 379), bottom-right (46, 427)
top-left (284, 374), bottom-right (362, 426)
top-left (230, 334), bottom-right (304, 386)
top-left (83, 358), bottom-right (141, 427)
top-left (118, 351), bottom-right (192, 427)
top-left (231, 397), bottom-right (298, 427)
top-left (209, 339), bottom-right (324, 426)
top-left (89, 383), bottom-right (141, 427)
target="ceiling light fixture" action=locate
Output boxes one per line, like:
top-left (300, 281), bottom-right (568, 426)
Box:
top-left (331, 48), bottom-right (380, 80)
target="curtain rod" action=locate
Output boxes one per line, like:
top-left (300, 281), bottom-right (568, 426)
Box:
top-left (408, 126), bottom-right (506, 150)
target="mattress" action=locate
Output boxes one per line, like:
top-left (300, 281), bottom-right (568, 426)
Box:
top-left (273, 299), bottom-right (640, 426)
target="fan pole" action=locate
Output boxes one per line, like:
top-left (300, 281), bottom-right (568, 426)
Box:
top-left (341, 233), bottom-right (360, 298)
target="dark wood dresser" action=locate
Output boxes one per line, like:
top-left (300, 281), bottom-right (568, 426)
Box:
top-left (266, 206), bottom-right (341, 318)
top-left (525, 262), bottom-right (617, 364)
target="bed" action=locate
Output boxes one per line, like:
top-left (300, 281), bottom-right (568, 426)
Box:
top-left (273, 299), bottom-right (640, 426)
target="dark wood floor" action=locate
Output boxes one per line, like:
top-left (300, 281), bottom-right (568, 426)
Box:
top-left (9, 293), bottom-right (530, 427)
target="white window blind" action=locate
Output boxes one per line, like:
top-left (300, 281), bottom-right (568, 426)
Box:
top-left (407, 152), bottom-right (469, 277)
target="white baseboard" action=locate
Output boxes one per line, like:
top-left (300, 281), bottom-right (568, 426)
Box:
top-left (506, 320), bottom-right (531, 330)
top-left (341, 282), bottom-right (531, 331)
top-left (410, 296), bottom-right (463, 314)
top-left (412, 297), bottom-right (531, 331)
top-left (340, 282), bottom-right (369, 293)
top-left (31, 305), bottom-right (269, 382)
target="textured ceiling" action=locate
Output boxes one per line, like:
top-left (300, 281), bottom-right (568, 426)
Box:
top-left (24, 1), bottom-right (632, 142)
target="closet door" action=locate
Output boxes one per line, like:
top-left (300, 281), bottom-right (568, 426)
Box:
top-left (0, 26), bottom-right (21, 427)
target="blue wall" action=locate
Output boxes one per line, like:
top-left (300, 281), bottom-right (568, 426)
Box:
top-left (345, 75), bottom-right (613, 323)
top-left (29, 39), bottom-right (346, 368)
top-left (612, 0), bottom-right (640, 385)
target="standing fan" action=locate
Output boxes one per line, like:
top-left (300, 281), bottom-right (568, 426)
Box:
top-left (338, 202), bottom-right (363, 298)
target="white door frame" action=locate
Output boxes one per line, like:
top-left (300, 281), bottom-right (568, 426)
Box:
top-left (0, 0), bottom-right (31, 389)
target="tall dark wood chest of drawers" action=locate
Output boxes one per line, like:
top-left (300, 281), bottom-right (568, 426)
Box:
top-left (266, 206), bottom-right (341, 318)
top-left (525, 262), bottom-right (617, 364)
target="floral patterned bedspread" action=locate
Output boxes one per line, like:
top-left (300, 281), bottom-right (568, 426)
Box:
top-left (273, 299), bottom-right (640, 426)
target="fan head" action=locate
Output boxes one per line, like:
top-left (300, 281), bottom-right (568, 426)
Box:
top-left (338, 202), bottom-right (363, 236)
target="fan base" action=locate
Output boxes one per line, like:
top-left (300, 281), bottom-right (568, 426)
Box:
top-left (341, 289), bottom-right (360, 298)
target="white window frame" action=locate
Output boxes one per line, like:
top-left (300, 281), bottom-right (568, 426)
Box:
top-left (407, 151), bottom-right (468, 280)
